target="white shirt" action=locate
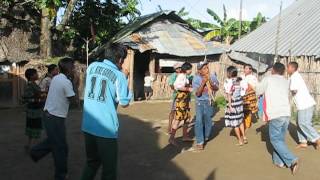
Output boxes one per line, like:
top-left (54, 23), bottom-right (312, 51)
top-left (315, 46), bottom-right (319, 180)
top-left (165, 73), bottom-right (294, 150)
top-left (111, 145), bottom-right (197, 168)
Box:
top-left (174, 74), bottom-right (189, 90)
top-left (39, 76), bottom-right (52, 92)
top-left (144, 76), bottom-right (154, 87)
top-left (44, 74), bottom-right (75, 118)
top-left (256, 75), bottom-right (291, 120)
top-left (240, 74), bottom-right (258, 96)
top-left (289, 71), bottom-right (316, 110)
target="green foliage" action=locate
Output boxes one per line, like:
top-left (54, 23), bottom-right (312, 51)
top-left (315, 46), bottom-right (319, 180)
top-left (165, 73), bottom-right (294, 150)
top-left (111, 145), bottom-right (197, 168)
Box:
top-left (214, 96), bottom-right (227, 109)
top-left (177, 6), bottom-right (267, 44)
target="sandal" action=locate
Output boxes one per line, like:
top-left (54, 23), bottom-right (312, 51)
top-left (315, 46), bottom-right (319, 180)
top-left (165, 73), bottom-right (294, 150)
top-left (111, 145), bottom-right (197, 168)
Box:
top-left (243, 138), bottom-right (248, 144)
top-left (196, 144), bottom-right (204, 151)
top-left (290, 160), bottom-right (299, 175)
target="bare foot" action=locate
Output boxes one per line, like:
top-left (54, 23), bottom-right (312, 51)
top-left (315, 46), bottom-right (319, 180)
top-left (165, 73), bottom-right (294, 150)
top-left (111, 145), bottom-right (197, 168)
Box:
top-left (243, 137), bottom-right (248, 144)
top-left (296, 143), bottom-right (308, 149)
top-left (236, 140), bottom-right (244, 146)
top-left (314, 139), bottom-right (320, 150)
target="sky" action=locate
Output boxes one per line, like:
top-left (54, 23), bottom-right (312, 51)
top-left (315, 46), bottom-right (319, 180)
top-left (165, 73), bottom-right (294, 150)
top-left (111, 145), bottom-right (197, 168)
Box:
top-left (137, 0), bottom-right (295, 22)
top-left (57, 0), bottom-right (295, 24)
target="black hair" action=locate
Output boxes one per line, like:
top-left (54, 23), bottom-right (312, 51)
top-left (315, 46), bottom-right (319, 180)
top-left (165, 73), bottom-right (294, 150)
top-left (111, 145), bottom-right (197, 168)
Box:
top-left (25, 68), bottom-right (37, 81)
top-left (104, 43), bottom-right (128, 64)
top-left (181, 62), bottom-right (192, 72)
top-left (227, 66), bottom-right (238, 78)
top-left (47, 64), bottom-right (57, 73)
top-left (58, 57), bottom-right (74, 75)
top-left (289, 61), bottom-right (299, 71)
top-left (244, 64), bottom-right (253, 70)
top-left (273, 62), bottom-right (286, 75)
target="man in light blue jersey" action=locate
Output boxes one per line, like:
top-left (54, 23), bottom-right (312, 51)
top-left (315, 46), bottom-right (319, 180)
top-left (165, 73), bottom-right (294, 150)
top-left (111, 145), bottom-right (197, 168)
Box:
top-left (81, 43), bottom-right (132, 180)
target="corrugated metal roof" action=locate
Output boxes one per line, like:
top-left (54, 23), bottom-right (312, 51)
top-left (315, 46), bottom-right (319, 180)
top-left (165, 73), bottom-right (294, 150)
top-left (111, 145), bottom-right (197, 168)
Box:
top-left (231, 0), bottom-right (320, 57)
top-left (113, 11), bottom-right (224, 57)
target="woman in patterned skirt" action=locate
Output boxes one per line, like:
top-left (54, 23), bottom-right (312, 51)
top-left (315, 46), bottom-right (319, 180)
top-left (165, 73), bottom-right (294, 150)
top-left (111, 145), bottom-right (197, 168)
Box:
top-left (23, 69), bottom-right (46, 152)
top-left (224, 66), bottom-right (246, 146)
top-left (242, 64), bottom-right (258, 131)
top-left (169, 62), bottom-right (193, 146)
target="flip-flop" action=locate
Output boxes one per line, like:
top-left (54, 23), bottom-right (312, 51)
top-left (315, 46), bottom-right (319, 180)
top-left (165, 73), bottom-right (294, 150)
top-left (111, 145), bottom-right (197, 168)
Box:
top-left (290, 160), bottom-right (299, 175)
top-left (195, 144), bottom-right (204, 151)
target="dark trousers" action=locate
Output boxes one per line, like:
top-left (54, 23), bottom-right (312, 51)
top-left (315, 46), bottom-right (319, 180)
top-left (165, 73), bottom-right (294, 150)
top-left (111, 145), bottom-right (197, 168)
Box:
top-left (81, 133), bottom-right (118, 180)
top-left (30, 112), bottom-right (68, 180)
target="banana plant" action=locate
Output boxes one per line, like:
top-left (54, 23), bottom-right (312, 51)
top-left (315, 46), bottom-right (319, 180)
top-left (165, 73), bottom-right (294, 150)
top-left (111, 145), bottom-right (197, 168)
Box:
top-left (205, 5), bottom-right (240, 44)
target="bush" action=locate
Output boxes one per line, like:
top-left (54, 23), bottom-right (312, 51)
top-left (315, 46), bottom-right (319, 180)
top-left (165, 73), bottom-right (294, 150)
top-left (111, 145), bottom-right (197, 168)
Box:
top-left (215, 96), bottom-right (227, 109)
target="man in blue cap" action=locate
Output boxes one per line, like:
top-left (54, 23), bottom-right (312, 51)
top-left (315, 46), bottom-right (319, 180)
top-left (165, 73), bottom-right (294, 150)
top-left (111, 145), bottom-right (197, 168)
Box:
top-left (192, 61), bottom-right (219, 150)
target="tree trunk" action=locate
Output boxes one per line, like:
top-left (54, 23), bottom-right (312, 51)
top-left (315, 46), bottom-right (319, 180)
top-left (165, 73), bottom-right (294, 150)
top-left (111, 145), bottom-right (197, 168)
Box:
top-left (56, 0), bottom-right (78, 32)
top-left (40, 8), bottom-right (52, 58)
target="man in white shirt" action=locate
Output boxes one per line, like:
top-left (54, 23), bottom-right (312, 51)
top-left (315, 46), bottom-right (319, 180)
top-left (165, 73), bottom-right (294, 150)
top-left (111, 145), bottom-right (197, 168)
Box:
top-left (256, 62), bottom-right (298, 174)
top-left (30, 57), bottom-right (76, 180)
top-left (287, 62), bottom-right (320, 149)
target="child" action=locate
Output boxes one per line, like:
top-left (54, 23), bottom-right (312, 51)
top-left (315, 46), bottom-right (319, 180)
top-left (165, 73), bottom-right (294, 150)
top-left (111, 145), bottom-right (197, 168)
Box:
top-left (23, 68), bottom-right (45, 152)
top-left (144, 71), bottom-right (154, 100)
top-left (169, 62), bottom-right (193, 146)
top-left (193, 61), bottom-right (219, 150)
top-left (39, 64), bottom-right (59, 92)
top-left (224, 66), bottom-right (246, 146)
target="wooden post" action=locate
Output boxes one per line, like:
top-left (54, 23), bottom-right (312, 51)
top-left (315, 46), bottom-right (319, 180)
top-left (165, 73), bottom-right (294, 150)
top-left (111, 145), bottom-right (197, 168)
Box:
top-left (127, 49), bottom-right (135, 92)
top-left (149, 53), bottom-right (156, 76)
top-left (238, 0), bottom-right (243, 40)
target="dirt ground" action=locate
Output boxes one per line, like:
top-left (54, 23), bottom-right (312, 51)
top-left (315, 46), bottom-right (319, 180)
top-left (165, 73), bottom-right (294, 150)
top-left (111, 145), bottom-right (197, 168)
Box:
top-left (1, 101), bottom-right (320, 180)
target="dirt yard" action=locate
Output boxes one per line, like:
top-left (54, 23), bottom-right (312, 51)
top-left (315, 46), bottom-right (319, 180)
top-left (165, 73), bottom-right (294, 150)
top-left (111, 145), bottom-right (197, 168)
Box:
top-left (1, 102), bottom-right (320, 180)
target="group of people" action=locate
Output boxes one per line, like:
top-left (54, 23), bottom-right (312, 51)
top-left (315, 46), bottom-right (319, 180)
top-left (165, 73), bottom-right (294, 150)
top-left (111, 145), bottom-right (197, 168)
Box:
top-left (167, 61), bottom-right (320, 175)
top-left (22, 42), bottom-right (320, 180)
top-left (23, 44), bottom-right (132, 180)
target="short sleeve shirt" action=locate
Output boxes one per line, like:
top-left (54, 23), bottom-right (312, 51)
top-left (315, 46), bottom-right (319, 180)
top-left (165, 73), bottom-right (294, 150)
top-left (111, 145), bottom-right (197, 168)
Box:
top-left (193, 74), bottom-right (219, 101)
top-left (39, 76), bottom-right (52, 92)
top-left (144, 76), bottom-right (154, 87)
top-left (174, 74), bottom-right (189, 90)
top-left (44, 73), bottom-right (75, 118)
top-left (289, 71), bottom-right (316, 110)
top-left (82, 60), bottom-right (133, 139)
top-left (168, 73), bottom-right (178, 99)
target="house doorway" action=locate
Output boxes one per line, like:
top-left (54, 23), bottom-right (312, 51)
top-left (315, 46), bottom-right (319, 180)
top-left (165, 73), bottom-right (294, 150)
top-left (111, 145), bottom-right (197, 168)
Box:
top-left (133, 51), bottom-right (150, 100)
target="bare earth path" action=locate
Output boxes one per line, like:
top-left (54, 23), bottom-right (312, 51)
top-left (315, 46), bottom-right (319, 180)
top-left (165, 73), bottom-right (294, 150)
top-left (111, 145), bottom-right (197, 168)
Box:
top-left (1, 102), bottom-right (319, 180)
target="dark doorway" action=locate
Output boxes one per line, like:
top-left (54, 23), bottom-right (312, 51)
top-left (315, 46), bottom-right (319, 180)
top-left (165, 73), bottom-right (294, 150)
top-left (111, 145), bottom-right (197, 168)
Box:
top-left (134, 51), bottom-right (150, 100)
